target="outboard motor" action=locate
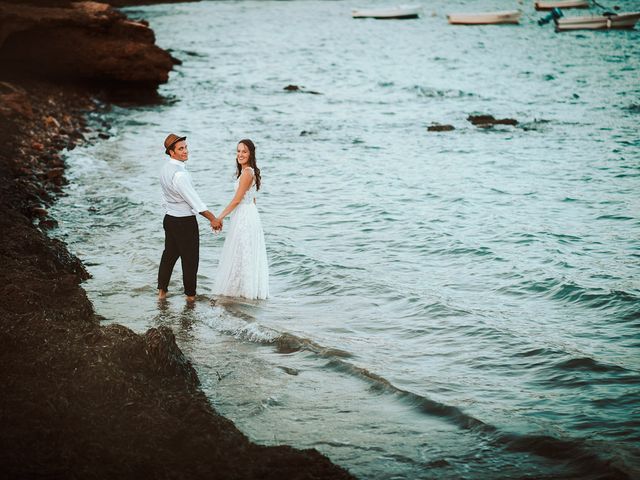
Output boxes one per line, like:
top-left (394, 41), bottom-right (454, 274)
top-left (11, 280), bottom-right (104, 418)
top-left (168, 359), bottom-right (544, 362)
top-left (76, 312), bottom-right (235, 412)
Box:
top-left (538, 7), bottom-right (563, 25)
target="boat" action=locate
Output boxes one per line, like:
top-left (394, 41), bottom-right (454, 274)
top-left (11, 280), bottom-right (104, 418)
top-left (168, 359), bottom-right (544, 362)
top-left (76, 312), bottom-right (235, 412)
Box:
top-left (352, 5), bottom-right (421, 19)
top-left (535, 0), bottom-right (589, 11)
top-left (446, 10), bottom-right (521, 25)
top-left (555, 11), bottom-right (640, 30)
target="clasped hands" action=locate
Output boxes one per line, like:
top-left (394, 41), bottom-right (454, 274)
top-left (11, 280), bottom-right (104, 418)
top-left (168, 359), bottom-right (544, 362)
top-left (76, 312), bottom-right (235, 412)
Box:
top-left (210, 217), bottom-right (223, 231)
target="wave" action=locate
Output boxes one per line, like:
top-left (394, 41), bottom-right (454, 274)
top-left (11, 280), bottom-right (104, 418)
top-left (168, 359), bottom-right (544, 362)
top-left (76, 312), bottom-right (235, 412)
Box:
top-left (503, 276), bottom-right (639, 318)
top-left (533, 356), bottom-right (640, 389)
top-left (323, 357), bottom-right (493, 432)
top-left (202, 308), bottom-right (352, 358)
top-left (496, 433), bottom-right (635, 479)
top-left (323, 356), bottom-right (637, 478)
top-left (273, 332), bottom-right (352, 358)
top-left (429, 244), bottom-right (497, 259)
top-left (312, 440), bottom-right (386, 453)
top-left (554, 357), bottom-right (627, 374)
top-left (198, 299), bottom-right (640, 478)
top-left (623, 104), bottom-right (640, 114)
top-left (511, 345), bottom-right (639, 376)
top-left (321, 356), bottom-right (636, 478)
top-left (597, 214), bottom-right (635, 221)
top-left (202, 302), bottom-right (639, 476)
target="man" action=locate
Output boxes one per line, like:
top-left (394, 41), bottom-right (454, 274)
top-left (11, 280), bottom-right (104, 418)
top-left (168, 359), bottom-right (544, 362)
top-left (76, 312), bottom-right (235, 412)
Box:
top-left (157, 133), bottom-right (221, 302)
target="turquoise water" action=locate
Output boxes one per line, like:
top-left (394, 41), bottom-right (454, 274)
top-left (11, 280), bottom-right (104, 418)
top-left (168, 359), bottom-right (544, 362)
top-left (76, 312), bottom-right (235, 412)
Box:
top-left (52, 1), bottom-right (639, 478)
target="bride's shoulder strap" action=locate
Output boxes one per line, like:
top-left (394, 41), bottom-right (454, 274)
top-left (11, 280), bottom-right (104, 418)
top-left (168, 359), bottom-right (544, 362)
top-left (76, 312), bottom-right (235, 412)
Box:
top-left (243, 167), bottom-right (255, 177)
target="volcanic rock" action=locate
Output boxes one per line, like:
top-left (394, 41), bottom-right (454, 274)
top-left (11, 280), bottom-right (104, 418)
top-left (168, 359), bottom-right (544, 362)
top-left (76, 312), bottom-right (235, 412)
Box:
top-left (467, 114), bottom-right (518, 128)
top-left (427, 123), bottom-right (455, 132)
top-left (0, 1), bottom-right (178, 86)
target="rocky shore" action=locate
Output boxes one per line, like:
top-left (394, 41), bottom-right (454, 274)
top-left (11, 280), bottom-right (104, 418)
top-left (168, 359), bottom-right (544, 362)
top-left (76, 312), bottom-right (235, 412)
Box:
top-left (0, 2), bottom-right (354, 478)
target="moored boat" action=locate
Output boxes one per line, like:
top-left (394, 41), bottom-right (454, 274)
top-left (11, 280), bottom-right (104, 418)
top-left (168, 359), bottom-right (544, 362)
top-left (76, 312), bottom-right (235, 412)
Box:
top-left (535, 0), bottom-right (589, 11)
top-left (352, 5), bottom-right (421, 19)
top-left (447, 10), bottom-right (521, 25)
top-left (555, 11), bottom-right (640, 30)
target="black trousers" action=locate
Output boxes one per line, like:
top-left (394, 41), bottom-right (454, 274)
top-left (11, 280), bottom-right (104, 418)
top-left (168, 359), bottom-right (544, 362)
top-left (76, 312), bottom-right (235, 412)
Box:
top-left (157, 215), bottom-right (199, 296)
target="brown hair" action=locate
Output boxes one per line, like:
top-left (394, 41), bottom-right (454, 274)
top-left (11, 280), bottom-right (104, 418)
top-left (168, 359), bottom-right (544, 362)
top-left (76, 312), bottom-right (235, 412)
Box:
top-left (236, 139), bottom-right (261, 190)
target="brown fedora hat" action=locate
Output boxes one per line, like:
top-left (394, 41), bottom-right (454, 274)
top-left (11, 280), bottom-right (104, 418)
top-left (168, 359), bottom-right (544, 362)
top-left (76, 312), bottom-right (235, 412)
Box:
top-left (164, 133), bottom-right (187, 155)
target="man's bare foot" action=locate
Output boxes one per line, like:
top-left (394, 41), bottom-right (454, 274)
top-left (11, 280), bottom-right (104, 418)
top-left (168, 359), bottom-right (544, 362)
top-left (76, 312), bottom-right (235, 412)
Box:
top-left (158, 289), bottom-right (167, 300)
top-left (186, 295), bottom-right (196, 302)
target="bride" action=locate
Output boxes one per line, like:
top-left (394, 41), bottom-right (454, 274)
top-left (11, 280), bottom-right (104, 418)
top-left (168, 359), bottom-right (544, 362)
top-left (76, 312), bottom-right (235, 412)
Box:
top-left (213, 139), bottom-right (269, 299)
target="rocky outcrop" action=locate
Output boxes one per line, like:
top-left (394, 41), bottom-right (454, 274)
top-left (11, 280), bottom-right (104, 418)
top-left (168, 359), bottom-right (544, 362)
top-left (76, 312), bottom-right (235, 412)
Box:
top-left (0, 1), bottom-right (178, 85)
top-left (0, 79), bottom-right (94, 227)
top-left (467, 114), bottom-right (518, 128)
top-left (427, 123), bottom-right (455, 132)
top-left (1, 0), bottom-right (199, 6)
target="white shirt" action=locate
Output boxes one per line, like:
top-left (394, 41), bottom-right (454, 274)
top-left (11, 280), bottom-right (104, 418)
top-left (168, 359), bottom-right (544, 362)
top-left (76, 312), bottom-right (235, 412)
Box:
top-left (160, 159), bottom-right (208, 217)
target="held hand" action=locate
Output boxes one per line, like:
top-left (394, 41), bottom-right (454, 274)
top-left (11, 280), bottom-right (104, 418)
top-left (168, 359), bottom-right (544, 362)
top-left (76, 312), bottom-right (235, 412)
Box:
top-left (210, 217), bottom-right (223, 231)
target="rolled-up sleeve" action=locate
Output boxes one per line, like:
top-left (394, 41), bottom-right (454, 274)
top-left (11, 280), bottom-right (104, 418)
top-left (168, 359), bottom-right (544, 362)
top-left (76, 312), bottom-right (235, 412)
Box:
top-left (173, 171), bottom-right (208, 214)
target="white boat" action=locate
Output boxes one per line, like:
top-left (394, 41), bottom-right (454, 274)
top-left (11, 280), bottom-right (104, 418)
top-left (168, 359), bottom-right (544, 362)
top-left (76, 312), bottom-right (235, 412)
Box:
top-left (447, 10), bottom-right (521, 25)
top-left (352, 5), bottom-right (421, 19)
top-left (555, 11), bottom-right (640, 30)
top-left (535, 0), bottom-right (589, 11)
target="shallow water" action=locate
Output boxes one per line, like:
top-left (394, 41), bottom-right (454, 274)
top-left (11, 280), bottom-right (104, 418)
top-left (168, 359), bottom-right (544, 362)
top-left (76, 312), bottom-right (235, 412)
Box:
top-left (51, 0), bottom-right (640, 478)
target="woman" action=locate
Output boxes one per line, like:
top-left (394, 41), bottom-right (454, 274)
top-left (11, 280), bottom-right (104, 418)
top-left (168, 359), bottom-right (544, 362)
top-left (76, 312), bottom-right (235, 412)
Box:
top-left (213, 139), bottom-right (269, 299)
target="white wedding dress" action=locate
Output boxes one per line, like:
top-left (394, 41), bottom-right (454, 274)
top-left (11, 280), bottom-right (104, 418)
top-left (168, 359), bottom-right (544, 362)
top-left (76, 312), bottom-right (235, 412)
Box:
top-left (213, 168), bottom-right (269, 299)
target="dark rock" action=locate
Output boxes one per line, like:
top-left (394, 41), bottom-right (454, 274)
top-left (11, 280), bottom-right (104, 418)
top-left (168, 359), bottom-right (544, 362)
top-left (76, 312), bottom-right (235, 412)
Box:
top-left (494, 118), bottom-right (518, 126)
top-left (467, 114), bottom-right (495, 125)
top-left (32, 206), bottom-right (48, 217)
top-left (279, 366), bottom-right (300, 376)
top-left (51, 135), bottom-right (69, 149)
top-left (467, 114), bottom-right (518, 127)
top-left (0, 90), bottom-right (35, 118)
top-left (47, 167), bottom-right (64, 179)
top-left (283, 84), bottom-right (322, 95)
top-left (70, 129), bottom-right (85, 140)
top-left (38, 218), bottom-right (58, 229)
top-left (275, 333), bottom-right (304, 354)
top-left (427, 123), bottom-right (455, 132)
top-left (44, 115), bottom-right (60, 129)
top-left (143, 327), bottom-right (200, 388)
top-left (0, 2), bottom-right (176, 87)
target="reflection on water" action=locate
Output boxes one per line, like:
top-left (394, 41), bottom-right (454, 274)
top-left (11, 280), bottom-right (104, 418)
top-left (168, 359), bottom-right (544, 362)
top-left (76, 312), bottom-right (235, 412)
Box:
top-left (51, 0), bottom-right (640, 478)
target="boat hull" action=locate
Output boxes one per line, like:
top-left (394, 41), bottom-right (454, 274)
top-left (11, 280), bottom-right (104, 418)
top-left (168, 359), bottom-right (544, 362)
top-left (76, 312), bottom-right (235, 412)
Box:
top-left (352, 6), bottom-right (421, 19)
top-left (555, 12), bottom-right (640, 30)
top-left (447, 10), bottom-right (521, 25)
top-left (535, 0), bottom-right (589, 11)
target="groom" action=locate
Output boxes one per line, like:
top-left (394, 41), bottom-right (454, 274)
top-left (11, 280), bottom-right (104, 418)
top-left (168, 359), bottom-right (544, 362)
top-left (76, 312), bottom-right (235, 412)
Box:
top-left (157, 133), bottom-right (221, 302)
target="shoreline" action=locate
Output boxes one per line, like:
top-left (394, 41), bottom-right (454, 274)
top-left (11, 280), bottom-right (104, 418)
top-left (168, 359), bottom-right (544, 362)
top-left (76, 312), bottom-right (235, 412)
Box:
top-left (0, 2), bottom-right (354, 478)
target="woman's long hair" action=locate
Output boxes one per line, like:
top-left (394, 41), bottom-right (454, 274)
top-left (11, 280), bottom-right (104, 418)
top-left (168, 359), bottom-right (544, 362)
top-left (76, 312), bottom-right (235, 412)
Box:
top-left (236, 139), bottom-right (261, 190)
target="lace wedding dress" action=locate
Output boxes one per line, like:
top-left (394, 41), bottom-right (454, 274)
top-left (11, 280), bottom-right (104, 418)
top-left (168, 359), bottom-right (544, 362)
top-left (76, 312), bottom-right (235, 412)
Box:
top-left (213, 168), bottom-right (269, 299)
